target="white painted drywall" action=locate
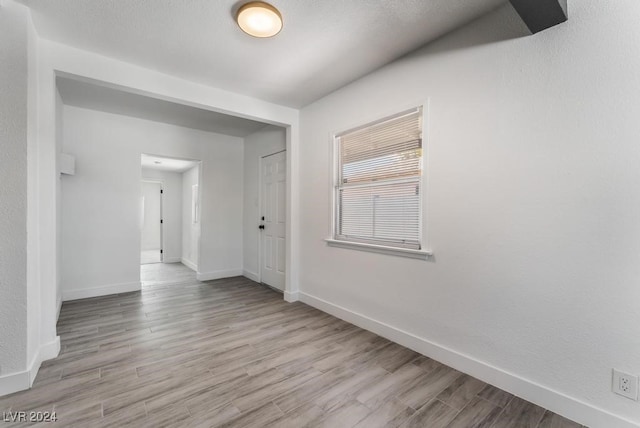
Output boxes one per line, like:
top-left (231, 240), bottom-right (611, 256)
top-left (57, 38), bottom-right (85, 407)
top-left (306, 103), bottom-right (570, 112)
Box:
top-left (0, 0), bottom-right (29, 379)
top-left (24, 0), bottom-right (40, 388)
top-left (182, 165), bottom-right (200, 270)
top-left (141, 168), bottom-right (183, 262)
top-left (140, 181), bottom-right (162, 251)
top-left (61, 106), bottom-right (243, 299)
top-left (299, 2), bottom-right (640, 427)
top-left (242, 125), bottom-right (286, 281)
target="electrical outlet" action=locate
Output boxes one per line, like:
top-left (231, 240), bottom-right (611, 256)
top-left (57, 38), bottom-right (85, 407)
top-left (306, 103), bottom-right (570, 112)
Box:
top-left (613, 369), bottom-right (638, 400)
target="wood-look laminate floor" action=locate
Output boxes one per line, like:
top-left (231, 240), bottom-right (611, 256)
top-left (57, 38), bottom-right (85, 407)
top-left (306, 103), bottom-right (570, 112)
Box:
top-left (140, 250), bottom-right (162, 265)
top-left (1, 263), bottom-right (586, 428)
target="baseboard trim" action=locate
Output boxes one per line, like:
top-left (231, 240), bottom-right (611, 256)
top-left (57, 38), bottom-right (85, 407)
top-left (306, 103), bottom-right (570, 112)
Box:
top-left (181, 258), bottom-right (197, 271)
top-left (0, 336), bottom-right (60, 397)
top-left (298, 291), bottom-right (639, 428)
top-left (243, 269), bottom-right (260, 283)
top-left (163, 257), bottom-right (181, 264)
top-left (0, 370), bottom-right (29, 397)
top-left (28, 337), bottom-right (60, 386)
top-left (284, 291), bottom-right (299, 302)
top-left (62, 281), bottom-right (141, 301)
top-left (196, 269), bottom-right (243, 282)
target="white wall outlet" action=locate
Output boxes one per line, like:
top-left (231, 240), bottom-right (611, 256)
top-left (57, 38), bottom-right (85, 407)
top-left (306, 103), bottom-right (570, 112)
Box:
top-left (612, 369), bottom-right (638, 400)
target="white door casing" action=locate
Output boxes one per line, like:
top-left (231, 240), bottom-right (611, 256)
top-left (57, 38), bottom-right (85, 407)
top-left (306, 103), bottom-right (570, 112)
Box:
top-left (260, 151), bottom-right (286, 290)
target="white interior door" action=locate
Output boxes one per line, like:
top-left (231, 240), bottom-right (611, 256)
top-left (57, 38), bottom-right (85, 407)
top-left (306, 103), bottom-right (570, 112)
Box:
top-left (260, 151), bottom-right (286, 290)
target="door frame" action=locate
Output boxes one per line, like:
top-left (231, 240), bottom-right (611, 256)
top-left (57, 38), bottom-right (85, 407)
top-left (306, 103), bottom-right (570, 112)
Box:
top-left (258, 149), bottom-right (287, 286)
top-left (141, 179), bottom-right (164, 263)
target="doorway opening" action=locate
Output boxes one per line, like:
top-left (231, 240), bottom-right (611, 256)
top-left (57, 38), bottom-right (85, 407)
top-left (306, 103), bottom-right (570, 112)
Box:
top-left (140, 154), bottom-right (201, 273)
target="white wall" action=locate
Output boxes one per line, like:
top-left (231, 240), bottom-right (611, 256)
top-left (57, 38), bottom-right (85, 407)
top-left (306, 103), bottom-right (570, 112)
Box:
top-left (242, 125), bottom-right (286, 281)
top-left (182, 165), bottom-right (200, 270)
top-left (0, 1), bottom-right (57, 397)
top-left (61, 106), bottom-right (244, 300)
top-left (25, 0), bottom-right (43, 387)
top-left (298, 2), bottom-right (640, 427)
top-left (0, 0), bottom-right (29, 381)
top-left (141, 168), bottom-right (183, 262)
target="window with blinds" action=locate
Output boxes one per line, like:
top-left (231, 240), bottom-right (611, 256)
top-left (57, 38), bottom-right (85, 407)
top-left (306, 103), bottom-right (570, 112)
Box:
top-left (334, 107), bottom-right (423, 250)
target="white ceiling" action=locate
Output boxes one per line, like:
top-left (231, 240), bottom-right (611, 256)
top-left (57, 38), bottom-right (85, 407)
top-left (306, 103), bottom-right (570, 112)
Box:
top-left (22, 0), bottom-right (507, 108)
top-left (141, 154), bottom-right (199, 173)
top-left (56, 77), bottom-right (270, 137)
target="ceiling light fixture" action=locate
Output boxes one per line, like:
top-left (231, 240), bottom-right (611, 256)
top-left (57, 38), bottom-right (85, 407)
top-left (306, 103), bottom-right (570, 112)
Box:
top-left (236, 1), bottom-right (283, 38)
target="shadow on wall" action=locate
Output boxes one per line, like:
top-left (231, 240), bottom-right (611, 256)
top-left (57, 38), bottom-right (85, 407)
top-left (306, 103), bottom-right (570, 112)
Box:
top-left (406, 3), bottom-right (531, 60)
top-left (296, 3), bottom-right (531, 103)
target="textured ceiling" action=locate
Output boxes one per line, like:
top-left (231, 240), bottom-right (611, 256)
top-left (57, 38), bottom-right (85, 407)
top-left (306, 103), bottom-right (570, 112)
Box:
top-left (56, 77), bottom-right (269, 137)
top-left (22, 0), bottom-right (507, 107)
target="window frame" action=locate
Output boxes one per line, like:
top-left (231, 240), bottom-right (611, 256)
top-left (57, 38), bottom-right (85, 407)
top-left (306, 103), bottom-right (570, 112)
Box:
top-left (326, 104), bottom-right (432, 260)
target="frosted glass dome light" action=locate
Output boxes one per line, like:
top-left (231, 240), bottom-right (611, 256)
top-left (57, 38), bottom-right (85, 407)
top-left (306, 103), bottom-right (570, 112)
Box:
top-left (236, 2), bottom-right (283, 38)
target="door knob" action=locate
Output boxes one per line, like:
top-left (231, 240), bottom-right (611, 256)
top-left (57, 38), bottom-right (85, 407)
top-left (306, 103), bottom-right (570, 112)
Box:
top-left (259, 225), bottom-right (265, 230)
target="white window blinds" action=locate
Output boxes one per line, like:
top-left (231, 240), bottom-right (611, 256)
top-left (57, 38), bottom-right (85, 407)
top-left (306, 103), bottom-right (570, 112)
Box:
top-left (335, 107), bottom-right (423, 250)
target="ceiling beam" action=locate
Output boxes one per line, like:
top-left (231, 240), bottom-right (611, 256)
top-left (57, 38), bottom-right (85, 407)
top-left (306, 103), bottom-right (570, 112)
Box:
top-left (509, 0), bottom-right (568, 34)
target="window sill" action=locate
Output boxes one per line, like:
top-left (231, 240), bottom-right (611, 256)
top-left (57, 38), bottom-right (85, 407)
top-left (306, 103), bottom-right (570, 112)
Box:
top-left (325, 239), bottom-right (432, 260)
